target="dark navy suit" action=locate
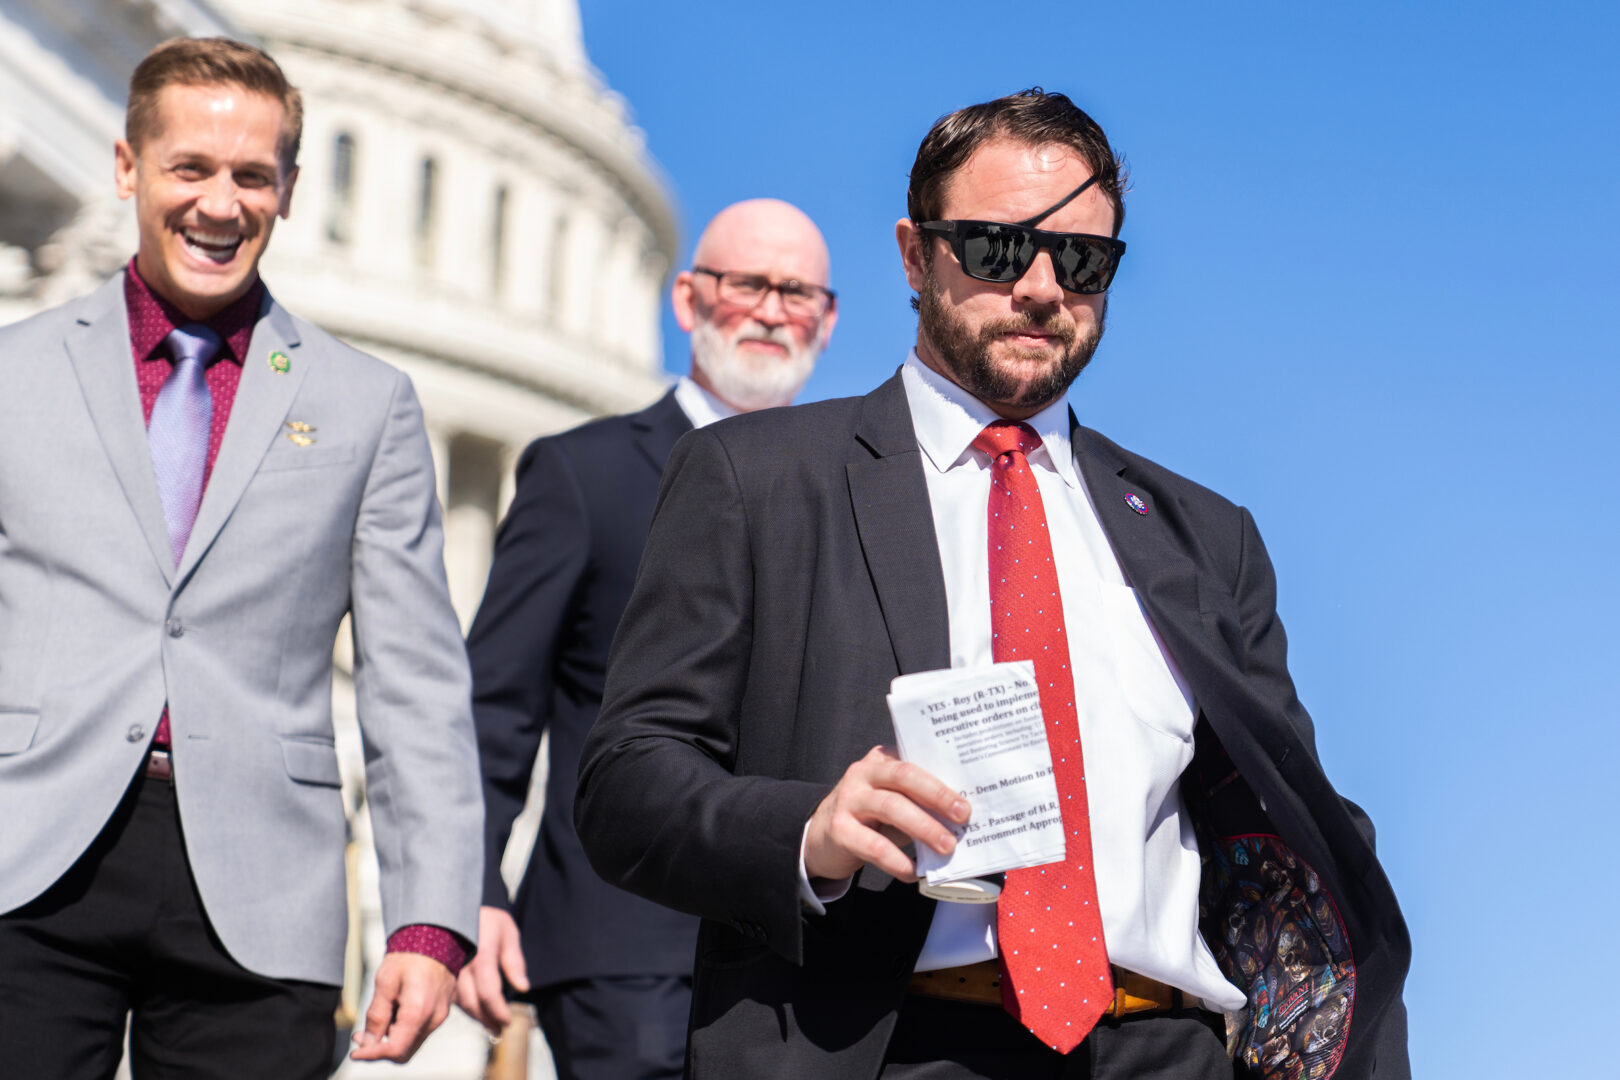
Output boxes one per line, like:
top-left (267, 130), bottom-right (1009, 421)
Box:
top-left (469, 388), bottom-right (698, 1078)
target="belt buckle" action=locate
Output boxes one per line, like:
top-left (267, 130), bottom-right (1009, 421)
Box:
top-left (145, 748), bottom-right (173, 781)
top-left (1107, 966), bottom-right (1185, 1017)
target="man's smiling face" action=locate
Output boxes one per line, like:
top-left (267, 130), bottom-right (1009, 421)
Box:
top-left (115, 82), bottom-right (297, 319)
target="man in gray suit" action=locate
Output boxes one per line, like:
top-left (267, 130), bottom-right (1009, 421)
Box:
top-left (0, 38), bottom-right (480, 1078)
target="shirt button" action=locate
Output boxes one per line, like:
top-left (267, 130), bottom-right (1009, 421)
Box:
top-left (127, 724), bottom-right (146, 743)
top-left (166, 619), bottom-right (184, 638)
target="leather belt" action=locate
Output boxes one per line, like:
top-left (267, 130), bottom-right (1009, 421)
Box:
top-left (908, 959), bottom-right (1003, 1005)
top-left (144, 748), bottom-right (173, 782)
top-left (908, 960), bottom-right (1192, 1017)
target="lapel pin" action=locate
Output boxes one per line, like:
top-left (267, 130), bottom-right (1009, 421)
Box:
top-left (268, 350), bottom-right (291, 374)
top-left (284, 421), bottom-right (315, 433)
top-left (1124, 492), bottom-right (1149, 515)
top-left (285, 432), bottom-right (315, 447)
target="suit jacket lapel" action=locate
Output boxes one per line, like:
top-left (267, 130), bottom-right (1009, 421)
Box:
top-left (177, 297), bottom-right (307, 583)
top-left (1071, 416), bottom-right (1202, 657)
top-left (847, 373), bottom-right (951, 676)
top-left (630, 388), bottom-right (693, 476)
top-left (63, 275), bottom-right (176, 587)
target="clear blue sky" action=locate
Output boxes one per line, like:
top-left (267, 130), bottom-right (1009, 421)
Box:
top-left (580, 2), bottom-right (1619, 1074)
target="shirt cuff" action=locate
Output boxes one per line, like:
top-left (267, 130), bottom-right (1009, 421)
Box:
top-left (386, 924), bottom-right (471, 977)
top-left (798, 821), bottom-right (853, 915)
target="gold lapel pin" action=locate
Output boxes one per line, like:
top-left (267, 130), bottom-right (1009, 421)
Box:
top-left (285, 432), bottom-right (315, 447)
top-left (285, 421), bottom-right (316, 433)
top-left (268, 350), bottom-right (291, 374)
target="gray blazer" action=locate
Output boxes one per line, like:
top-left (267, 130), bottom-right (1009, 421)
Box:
top-left (0, 274), bottom-right (481, 985)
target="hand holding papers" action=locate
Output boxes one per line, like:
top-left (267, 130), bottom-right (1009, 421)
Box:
top-left (888, 661), bottom-right (1065, 901)
top-left (800, 744), bottom-right (970, 885)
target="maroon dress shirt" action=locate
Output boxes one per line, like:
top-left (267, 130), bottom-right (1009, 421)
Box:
top-left (124, 260), bottom-right (467, 976)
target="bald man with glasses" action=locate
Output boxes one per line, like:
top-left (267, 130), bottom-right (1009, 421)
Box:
top-left (458, 198), bottom-right (836, 1080)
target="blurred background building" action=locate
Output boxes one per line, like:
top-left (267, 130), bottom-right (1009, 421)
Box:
top-left (0, 0), bottom-right (677, 1075)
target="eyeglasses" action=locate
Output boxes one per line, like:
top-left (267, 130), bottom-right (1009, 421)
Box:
top-left (691, 266), bottom-right (836, 318)
top-left (917, 221), bottom-right (1126, 295)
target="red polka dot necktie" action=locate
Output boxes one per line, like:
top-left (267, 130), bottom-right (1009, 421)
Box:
top-left (973, 420), bottom-right (1111, 1053)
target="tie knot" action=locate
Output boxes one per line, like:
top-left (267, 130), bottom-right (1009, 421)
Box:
top-left (972, 420), bottom-right (1041, 462)
top-left (166, 324), bottom-right (222, 368)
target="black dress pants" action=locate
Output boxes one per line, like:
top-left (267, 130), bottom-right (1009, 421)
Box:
top-left (0, 768), bottom-right (341, 1080)
top-left (880, 994), bottom-right (1233, 1080)
top-left (532, 974), bottom-right (692, 1080)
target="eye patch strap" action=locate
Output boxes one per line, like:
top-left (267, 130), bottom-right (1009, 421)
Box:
top-left (1015, 174), bottom-right (1099, 229)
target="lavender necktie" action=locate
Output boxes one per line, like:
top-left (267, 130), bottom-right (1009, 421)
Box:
top-left (148, 324), bottom-right (220, 566)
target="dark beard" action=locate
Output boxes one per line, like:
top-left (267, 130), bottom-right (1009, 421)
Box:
top-left (916, 268), bottom-right (1104, 413)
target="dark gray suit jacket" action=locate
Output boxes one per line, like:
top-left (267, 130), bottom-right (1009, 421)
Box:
top-left (577, 373), bottom-right (1409, 1079)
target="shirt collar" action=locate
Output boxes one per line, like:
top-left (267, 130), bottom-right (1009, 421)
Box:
top-left (124, 257), bottom-right (263, 366)
top-left (900, 350), bottom-right (1079, 489)
top-left (673, 374), bottom-right (742, 430)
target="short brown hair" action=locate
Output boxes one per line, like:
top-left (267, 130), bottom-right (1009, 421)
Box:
top-left (126, 37), bottom-right (303, 172)
top-left (907, 88), bottom-right (1127, 237)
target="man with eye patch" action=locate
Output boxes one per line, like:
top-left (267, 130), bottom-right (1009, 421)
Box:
top-left (576, 89), bottom-right (1409, 1080)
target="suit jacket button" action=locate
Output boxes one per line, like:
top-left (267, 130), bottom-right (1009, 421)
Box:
top-left (166, 618), bottom-right (184, 638)
top-left (126, 724), bottom-right (146, 743)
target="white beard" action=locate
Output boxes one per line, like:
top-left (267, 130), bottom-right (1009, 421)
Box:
top-left (689, 317), bottom-right (821, 411)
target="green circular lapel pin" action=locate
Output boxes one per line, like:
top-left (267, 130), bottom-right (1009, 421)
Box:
top-left (268, 350), bottom-right (291, 374)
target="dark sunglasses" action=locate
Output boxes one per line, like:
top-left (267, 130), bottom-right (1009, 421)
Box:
top-left (918, 220), bottom-right (1126, 295)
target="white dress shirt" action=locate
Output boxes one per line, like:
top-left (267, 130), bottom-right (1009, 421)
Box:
top-left (802, 353), bottom-right (1244, 1010)
top-left (673, 374), bottom-right (739, 429)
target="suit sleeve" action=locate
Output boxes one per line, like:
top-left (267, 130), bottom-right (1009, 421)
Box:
top-left (466, 438), bottom-right (589, 910)
top-left (349, 371), bottom-right (482, 946)
top-left (1235, 505), bottom-right (1390, 853)
top-left (575, 427), bottom-right (828, 963)
top-left (1232, 506), bottom-right (1321, 758)
top-left (1236, 506), bottom-right (1411, 1076)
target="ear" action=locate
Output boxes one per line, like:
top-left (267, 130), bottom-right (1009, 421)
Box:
top-left (278, 165), bottom-right (300, 219)
top-left (816, 295), bottom-right (839, 347)
top-left (114, 140), bottom-right (139, 201)
top-left (896, 217), bottom-right (928, 292)
top-left (671, 269), bottom-right (698, 333)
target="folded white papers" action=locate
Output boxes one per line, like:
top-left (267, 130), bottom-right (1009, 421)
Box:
top-left (887, 661), bottom-right (1065, 886)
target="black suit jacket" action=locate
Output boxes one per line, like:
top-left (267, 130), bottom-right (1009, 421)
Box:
top-left (469, 388), bottom-right (699, 988)
top-left (577, 373), bottom-right (1410, 1079)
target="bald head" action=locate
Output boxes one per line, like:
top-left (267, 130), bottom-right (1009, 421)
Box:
top-left (673, 198), bottom-right (837, 413)
top-left (691, 198), bottom-right (831, 284)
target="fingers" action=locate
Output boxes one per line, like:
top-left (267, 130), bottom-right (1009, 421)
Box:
top-left (454, 966), bottom-right (485, 1025)
top-left (351, 954), bottom-right (457, 1063)
top-left (473, 949), bottom-right (511, 1031)
top-left (881, 744), bottom-right (970, 820)
top-left (352, 963), bottom-right (399, 1056)
top-left (861, 746), bottom-right (970, 835)
top-left (454, 907), bottom-right (526, 1033)
top-left (497, 920), bottom-right (530, 994)
top-left (803, 746), bottom-right (971, 882)
top-left (453, 954), bottom-right (508, 1032)
top-left (351, 986), bottom-right (431, 1062)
